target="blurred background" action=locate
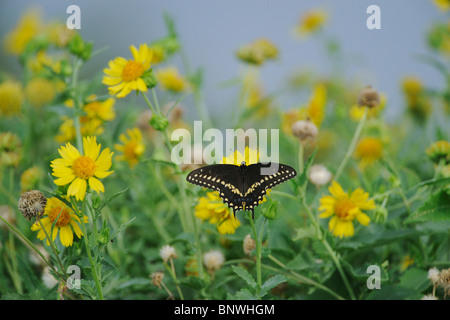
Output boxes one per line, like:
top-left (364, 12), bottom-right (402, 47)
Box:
top-left (0, 0), bottom-right (447, 120)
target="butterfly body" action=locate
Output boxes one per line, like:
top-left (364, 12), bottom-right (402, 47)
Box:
top-left (187, 162), bottom-right (297, 218)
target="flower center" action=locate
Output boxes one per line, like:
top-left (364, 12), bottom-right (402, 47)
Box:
top-left (72, 155), bottom-right (96, 179)
top-left (334, 198), bottom-right (355, 220)
top-left (48, 206), bottom-right (71, 227)
top-left (122, 60), bottom-right (144, 81)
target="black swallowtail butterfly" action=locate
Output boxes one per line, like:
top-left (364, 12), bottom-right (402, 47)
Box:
top-left (186, 162), bottom-right (297, 218)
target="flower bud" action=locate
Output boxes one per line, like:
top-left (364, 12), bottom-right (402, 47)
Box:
top-left (68, 34), bottom-right (92, 60)
top-left (150, 113), bottom-right (169, 131)
top-left (373, 206), bottom-right (388, 224)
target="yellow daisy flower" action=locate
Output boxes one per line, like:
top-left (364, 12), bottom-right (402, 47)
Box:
top-left (114, 128), bottom-right (145, 168)
top-left (319, 181), bottom-right (375, 238)
top-left (301, 83), bottom-right (327, 127)
top-left (3, 9), bottom-right (42, 55)
top-left (156, 66), bottom-right (189, 92)
top-left (0, 80), bottom-right (23, 116)
top-left (354, 137), bottom-right (384, 167)
top-left (102, 44), bottom-right (153, 98)
top-left (31, 197), bottom-right (88, 247)
top-left (55, 116), bottom-right (104, 143)
top-left (194, 147), bottom-right (268, 234)
top-left (25, 78), bottom-right (56, 108)
top-left (236, 38), bottom-right (278, 65)
top-left (84, 96), bottom-right (116, 122)
top-left (426, 140), bottom-right (450, 164)
top-left (433, 0), bottom-right (450, 11)
top-left (295, 8), bottom-right (328, 38)
top-left (195, 192), bottom-right (241, 235)
top-left (51, 136), bottom-right (114, 201)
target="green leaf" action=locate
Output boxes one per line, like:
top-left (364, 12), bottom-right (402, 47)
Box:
top-left (94, 188), bottom-right (129, 218)
top-left (234, 288), bottom-right (258, 300)
top-left (399, 267), bottom-right (430, 293)
top-left (405, 190), bottom-right (450, 223)
top-left (337, 225), bottom-right (422, 250)
top-left (259, 274), bottom-right (287, 297)
top-left (231, 265), bottom-right (257, 289)
top-left (341, 260), bottom-right (389, 282)
top-left (292, 224), bottom-right (317, 241)
top-left (110, 216), bottom-right (136, 240)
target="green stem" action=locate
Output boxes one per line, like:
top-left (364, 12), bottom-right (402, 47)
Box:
top-left (37, 218), bottom-right (67, 277)
top-left (266, 255), bottom-right (345, 300)
top-left (249, 215), bottom-right (262, 292)
top-left (5, 233), bottom-right (22, 294)
top-left (142, 92), bottom-right (157, 114)
top-left (76, 199), bottom-right (104, 300)
top-left (299, 194), bottom-right (355, 299)
top-left (163, 259), bottom-right (184, 300)
top-left (143, 90), bottom-right (204, 279)
top-left (334, 107), bottom-right (368, 182)
top-left (298, 142), bottom-right (304, 175)
top-left (0, 215), bottom-right (66, 283)
top-left (321, 239), bottom-right (356, 300)
top-left (179, 48), bottom-right (212, 128)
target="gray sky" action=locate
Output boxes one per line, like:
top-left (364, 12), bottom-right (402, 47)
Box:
top-left (0, 0), bottom-right (446, 121)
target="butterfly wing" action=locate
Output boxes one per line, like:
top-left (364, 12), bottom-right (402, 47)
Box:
top-left (242, 162), bottom-right (297, 216)
top-left (186, 162), bottom-right (297, 218)
top-left (186, 164), bottom-right (244, 213)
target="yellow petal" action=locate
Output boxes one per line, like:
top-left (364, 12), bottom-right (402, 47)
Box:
top-left (59, 225), bottom-right (73, 247)
top-left (356, 212), bottom-right (371, 226)
top-left (83, 136), bottom-right (100, 160)
top-left (88, 177), bottom-right (104, 193)
top-left (329, 181), bottom-right (347, 198)
top-left (70, 220), bottom-right (84, 239)
top-left (54, 174), bottom-right (76, 186)
top-left (68, 178), bottom-right (87, 201)
top-left (102, 76), bottom-right (122, 86)
top-left (59, 142), bottom-right (81, 163)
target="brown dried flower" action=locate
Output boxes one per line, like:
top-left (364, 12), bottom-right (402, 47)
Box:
top-left (18, 190), bottom-right (47, 221)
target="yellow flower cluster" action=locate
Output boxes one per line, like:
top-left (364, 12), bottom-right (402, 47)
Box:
top-left (236, 38), bottom-right (278, 65)
top-left (56, 96), bottom-right (116, 143)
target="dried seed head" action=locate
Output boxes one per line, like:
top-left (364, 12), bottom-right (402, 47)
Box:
top-left (150, 271), bottom-right (164, 288)
top-left (308, 164), bottom-right (332, 187)
top-left (439, 268), bottom-right (450, 287)
top-left (18, 190), bottom-right (47, 221)
top-left (292, 119), bottom-right (318, 142)
top-left (428, 267), bottom-right (441, 285)
top-left (203, 250), bottom-right (225, 273)
top-left (243, 234), bottom-right (256, 256)
top-left (358, 85), bottom-right (380, 109)
top-left (159, 245), bottom-right (177, 263)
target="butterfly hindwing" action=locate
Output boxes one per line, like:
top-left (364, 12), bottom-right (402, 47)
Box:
top-left (186, 162), bottom-right (297, 218)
